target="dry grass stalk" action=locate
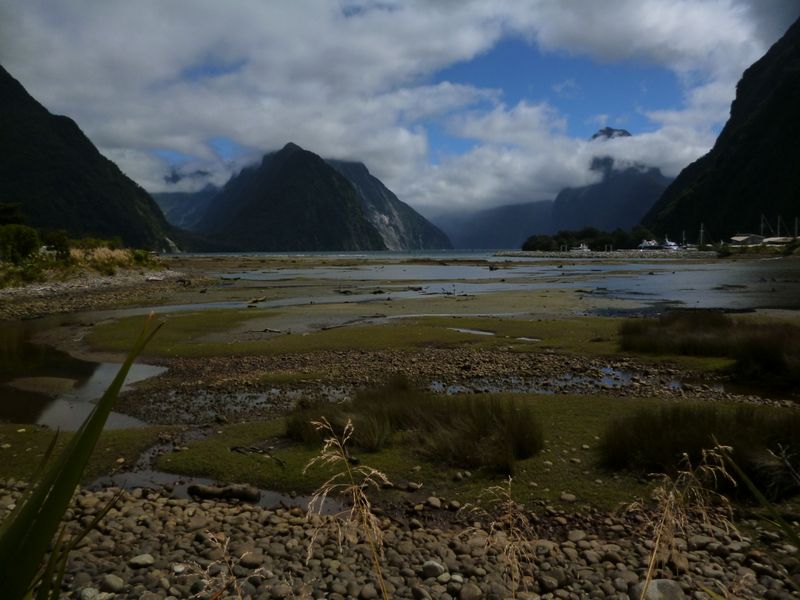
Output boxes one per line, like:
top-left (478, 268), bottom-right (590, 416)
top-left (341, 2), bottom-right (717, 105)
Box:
top-left (180, 531), bottom-right (264, 600)
top-left (459, 477), bottom-right (538, 598)
top-left (631, 446), bottom-right (738, 600)
top-left (304, 417), bottom-right (391, 600)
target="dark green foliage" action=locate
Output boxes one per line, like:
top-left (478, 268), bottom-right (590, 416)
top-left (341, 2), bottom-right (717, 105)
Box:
top-left (0, 202), bottom-right (25, 226)
top-left (619, 310), bottom-right (800, 387)
top-left (644, 17), bottom-right (800, 240)
top-left (600, 404), bottom-right (800, 500)
top-left (0, 66), bottom-right (174, 250)
top-left (522, 225), bottom-right (655, 251)
top-left (286, 377), bottom-right (543, 473)
top-left (40, 230), bottom-right (71, 261)
top-left (0, 224), bottom-right (40, 264)
top-left (197, 143), bottom-right (386, 251)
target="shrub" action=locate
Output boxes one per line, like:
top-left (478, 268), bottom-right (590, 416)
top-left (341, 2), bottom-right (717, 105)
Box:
top-left (0, 224), bottom-right (40, 264)
top-left (287, 378), bottom-right (544, 472)
top-left (619, 310), bottom-right (800, 387)
top-left (41, 229), bottom-right (72, 262)
top-left (600, 403), bottom-right (800, 500)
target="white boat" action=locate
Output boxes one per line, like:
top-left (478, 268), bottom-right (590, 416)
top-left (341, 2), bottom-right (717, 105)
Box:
top-left (661, 237), bottom-right (680, 251)
top-left (637, 239), bottom-right (659, 250)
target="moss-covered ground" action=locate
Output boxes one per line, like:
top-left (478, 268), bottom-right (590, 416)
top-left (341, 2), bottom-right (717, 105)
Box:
top-left (153, 394), bottom-right (669, 511)
top-left (0, 425), bottom-right (173, 483)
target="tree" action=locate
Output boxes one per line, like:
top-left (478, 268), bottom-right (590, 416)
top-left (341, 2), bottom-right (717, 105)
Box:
top-left (0, 224), bottom-right (41, 264)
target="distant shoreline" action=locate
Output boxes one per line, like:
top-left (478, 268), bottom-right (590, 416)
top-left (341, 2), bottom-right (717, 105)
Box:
top-left (497, 249), bottom-right (718, 260)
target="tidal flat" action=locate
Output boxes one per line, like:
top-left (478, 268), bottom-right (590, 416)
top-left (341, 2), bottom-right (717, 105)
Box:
top-left (2, 252), bottom-right (800, 598)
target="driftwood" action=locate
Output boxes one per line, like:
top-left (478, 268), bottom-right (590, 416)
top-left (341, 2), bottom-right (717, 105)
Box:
top-left (187, 483), bottom-right (261, 503)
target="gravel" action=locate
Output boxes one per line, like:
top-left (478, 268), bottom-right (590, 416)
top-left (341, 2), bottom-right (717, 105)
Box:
top-left (1, 479), bottom-right (797, 600)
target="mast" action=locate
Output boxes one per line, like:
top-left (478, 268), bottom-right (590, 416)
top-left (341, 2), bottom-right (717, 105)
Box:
top-left (699, 223), bottom-right (704, 246)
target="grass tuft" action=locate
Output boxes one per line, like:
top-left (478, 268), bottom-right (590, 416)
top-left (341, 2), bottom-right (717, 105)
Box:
top-left (600, 403), bottom-right (800, 500)
top-left (286, 377), bottom-right (543, 474)
top-left (619, 310), bottom-right (800, 387)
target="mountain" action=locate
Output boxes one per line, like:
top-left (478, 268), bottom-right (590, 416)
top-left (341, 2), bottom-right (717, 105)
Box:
top-left (0, 65), bottom-right (174, 250)
top-left (196, 143), bottom-right (386, 251)
top-left (326, 160), bottom-right (451, 250)
top-left (644, 17), bottom-right (800, 240)
top-left (433, 201), bottom-right (553, 249)
top-left (591, 127), bottom-right (632, 140)
top-left (153, 185), bottom-right (219, 231)
top-left (552, 156), bottom-right (672, 232)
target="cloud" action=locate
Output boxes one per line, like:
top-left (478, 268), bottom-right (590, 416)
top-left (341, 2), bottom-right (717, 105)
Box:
top-left (551, 78), bottom-right (579, 98)
top-left (0, 0), bottom-right (797, 211)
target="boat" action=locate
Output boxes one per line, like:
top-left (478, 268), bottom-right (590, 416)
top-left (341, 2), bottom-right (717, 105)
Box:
top-left (661, 237), bottom-right (680, 251)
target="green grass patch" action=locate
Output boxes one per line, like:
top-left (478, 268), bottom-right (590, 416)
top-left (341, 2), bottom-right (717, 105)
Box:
top-left (0, 424), bottom-right (172, 483)
top-left (88, 310), bottom-right (259, 356)
top-left (154, 394), bottom-right (679, 510)
top-left (600, 403), bottom-right (800, 500)
top-left (89, 311), bottom-right (629, 359)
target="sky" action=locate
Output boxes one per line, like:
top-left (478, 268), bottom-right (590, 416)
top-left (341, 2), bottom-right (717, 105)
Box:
top-left (1, 0), bottom-right (798, 217)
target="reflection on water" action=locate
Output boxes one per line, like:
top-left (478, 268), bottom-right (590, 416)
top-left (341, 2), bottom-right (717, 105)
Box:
top-left (0, 320), bottom-right (164, 430)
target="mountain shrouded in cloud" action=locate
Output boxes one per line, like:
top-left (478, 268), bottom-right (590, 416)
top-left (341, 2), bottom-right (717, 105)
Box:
top-left (551, 129), bottom-right (673, 233)
top-left (2, 1), bottom-right (797, 216)
top-left (644, 16), bottom-right (800, 241)
top-left (156, 146), bottom-right (452, 251)
top-left (196, 143), bottom-right (385, 251)
top-left (0, 64), bottom-right (174, 250)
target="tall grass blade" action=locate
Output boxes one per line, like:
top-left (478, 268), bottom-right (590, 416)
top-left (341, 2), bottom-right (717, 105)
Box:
top-left (0, 316), bottom-right (162, 599)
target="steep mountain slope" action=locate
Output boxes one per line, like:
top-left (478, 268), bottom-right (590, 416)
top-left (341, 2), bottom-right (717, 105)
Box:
top-left (433, 201), bottom-right (554, 249)
top-left (153, 185), bottom-right (219, 231)
top-left (552, 156), bottom-right (672, 232)
top-left (0, 65), bottom-right (174, 250)
top-left (196, 143), bottom-right (386, 251)
top-left (327, 160), bottom-right (451, 250)
top-left (644, 17), bottom-right (800, 239)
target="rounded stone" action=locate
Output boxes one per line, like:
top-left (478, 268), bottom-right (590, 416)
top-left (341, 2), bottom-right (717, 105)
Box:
top-left (128, 553), bottom-right (155, 568)
top-left (422, 560), bottom-right (447, 579)
top-left (100, 574), bottom-right (125, 594)
top-left (459, 582), bottom-right (482, 600)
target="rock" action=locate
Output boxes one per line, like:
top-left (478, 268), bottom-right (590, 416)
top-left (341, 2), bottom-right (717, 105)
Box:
top-left (79, 588), bottom-right (100, 600)
top-left (559, 493), bottom-right (577, 503)
top-left (100, 574), bottom-right (125, 593)
top-left (360, 583), bottom-right (378, 599)
top-left (422, 560), bottom-right (447, 578)
top-left (567, 529), bottom-right (586, 542)
top-left (271, 582), bottom-right (293, 599)
top-left (629, 579), bottom-right (686, 600)
top-left (240, 553), bottom-right (264, 569)
top-left (459, 582), bottom-right (482, 600)
top-left (539, 574), bottom-right (559, 592)
top-left (412, 584), bottom-right (432, 600)
top-left (426, 496), bottom-right (442, 509)
top-left (128, 553), bottom-right (155, 568)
